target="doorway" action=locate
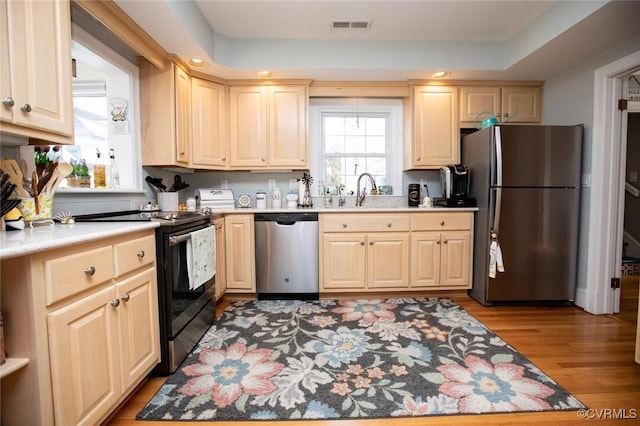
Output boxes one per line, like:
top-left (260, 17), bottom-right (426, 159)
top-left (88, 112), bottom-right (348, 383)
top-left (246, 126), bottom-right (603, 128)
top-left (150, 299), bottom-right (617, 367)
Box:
top-left (584, 50), bottom-right (640, 316)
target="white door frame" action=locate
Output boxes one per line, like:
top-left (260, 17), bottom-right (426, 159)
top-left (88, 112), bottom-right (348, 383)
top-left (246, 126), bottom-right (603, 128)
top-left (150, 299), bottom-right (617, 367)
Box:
top-left (584, 50), bottom-right (640, 314)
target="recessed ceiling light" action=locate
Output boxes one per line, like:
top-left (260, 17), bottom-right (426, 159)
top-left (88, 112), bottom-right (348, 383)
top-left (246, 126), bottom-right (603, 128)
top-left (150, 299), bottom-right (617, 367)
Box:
top-left (189, 58), bottom-right (208, 68)
top-left (257, 70), bottom-right (274, 79)
top-left (432, 71), bottom-right (451, 79)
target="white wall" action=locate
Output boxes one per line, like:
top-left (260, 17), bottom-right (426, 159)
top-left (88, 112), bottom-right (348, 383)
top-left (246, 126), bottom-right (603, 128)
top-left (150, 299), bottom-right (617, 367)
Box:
top-left (541, 34), bottom-right (640, 290)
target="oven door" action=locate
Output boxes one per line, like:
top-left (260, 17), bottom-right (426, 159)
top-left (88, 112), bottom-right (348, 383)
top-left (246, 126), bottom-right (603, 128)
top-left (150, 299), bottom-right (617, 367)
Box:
top-left (166, 224), bottom-right (216, 337)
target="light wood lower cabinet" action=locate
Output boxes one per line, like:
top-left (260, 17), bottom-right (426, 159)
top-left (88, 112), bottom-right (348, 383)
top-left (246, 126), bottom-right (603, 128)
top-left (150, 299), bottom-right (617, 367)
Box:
top-left (0, 230), bottom-right (159, 426)
top-left (224, 214), bottom-right (256, 292)
top-left (320, 212), bottom-right (473, 293)
top-left (214, 216), bottom-right (227, 299)
top-left (320, 214), bottom-right (410, 292)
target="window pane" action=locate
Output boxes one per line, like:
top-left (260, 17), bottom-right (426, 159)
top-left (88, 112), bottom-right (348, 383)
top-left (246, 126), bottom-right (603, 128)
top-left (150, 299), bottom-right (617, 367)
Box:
top-left (325, 116), bottom-right (345, 135)
top-left (365, 117), bottom-right (386, 135)
top-left (345, 135), bottom-right (364, 153)
top-left (366, 136), bottom-right (385, 154)
top-left (325, 157), bottom-right (344, 187)
top-left (344, 116), bottom-right (363, 135)
top-left (367, 157), bottom-right (386, 176)
top-left (325, 135), bottom-right (345, 153)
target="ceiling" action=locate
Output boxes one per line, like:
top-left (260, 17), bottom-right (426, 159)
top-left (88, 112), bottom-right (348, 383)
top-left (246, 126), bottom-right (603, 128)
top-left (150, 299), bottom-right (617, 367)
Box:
top-left (113, 0), bottom-right (640, 82)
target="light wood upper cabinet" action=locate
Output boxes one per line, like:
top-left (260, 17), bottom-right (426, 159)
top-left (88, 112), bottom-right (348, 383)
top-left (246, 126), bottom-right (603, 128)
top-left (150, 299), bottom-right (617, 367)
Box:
top-left (225, 214), bottom-right (255, 292)
top-left (406, 85), bottom-right (460, 169)
top-left (191, 78), bottom-right (228, 168)
top-left (460, 85), bottom-right (541, 126)
top-left (0, 0), bottom-right (73, 144)
top-left (229, 85), bottom-right (308, 170)
top-left (140, 59), bottom-right (191, 167)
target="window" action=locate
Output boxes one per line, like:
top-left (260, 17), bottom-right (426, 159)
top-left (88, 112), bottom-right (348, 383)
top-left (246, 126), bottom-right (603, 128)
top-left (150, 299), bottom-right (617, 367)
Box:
top-left (310, 98), bottom-right (403, 195)
top-left (323, 114), bottom-right (388, 192)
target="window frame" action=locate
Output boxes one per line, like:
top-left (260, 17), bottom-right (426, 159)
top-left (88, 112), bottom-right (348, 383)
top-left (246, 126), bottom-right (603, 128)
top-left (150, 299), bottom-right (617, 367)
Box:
top-left (309, 98), bottom-right (403, 196)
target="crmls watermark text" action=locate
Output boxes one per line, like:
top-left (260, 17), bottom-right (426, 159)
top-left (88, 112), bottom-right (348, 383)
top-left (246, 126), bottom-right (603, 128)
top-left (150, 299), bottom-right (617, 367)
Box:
top-left (577, 408), bottom-right (637, 420)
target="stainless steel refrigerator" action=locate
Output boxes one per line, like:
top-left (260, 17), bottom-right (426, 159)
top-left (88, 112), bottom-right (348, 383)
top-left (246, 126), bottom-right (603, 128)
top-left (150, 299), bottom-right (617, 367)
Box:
top-left (462, 124), bottom-right (583, 305)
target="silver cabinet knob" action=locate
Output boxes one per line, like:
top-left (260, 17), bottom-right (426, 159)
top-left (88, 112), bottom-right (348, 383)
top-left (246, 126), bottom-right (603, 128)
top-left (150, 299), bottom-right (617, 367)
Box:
top-left (20, 103), bottom-right (32, 113)
top-left (369, 241), bottom-right (374, 246)
top-left (137, 250), bottom-right (145, 258)
top-left (110, 299), bottom-right (120, 308)
top-left (84, 266), bottom-right (96, 276)
top-left (416, 156), bottom-right (421, 161)
top-left (261, 157), bottom-right (266, 162)
top-left (222, 157), bottom-right (226, 161)
top-left (121, 293), bottom-right (130, 302)
top-left (436, 240), bottom-right (441, 245)
top-left (2, 97), bottom-right (14, 107)
top-left (342, 223), bottom-right (347, 228)
top-left (443, 239), bottom-right (448, 244)
top-left (360, 241), bottom-right (365, 246)
top-left (440, 221), bottom-right (445, 226)
top-left (387, 222), bottom-right (392, 227)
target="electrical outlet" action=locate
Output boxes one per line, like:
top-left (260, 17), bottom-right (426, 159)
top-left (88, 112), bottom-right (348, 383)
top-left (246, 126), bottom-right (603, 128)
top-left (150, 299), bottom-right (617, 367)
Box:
top-left (268, 179), bottom-right (276, 189)
top-left (630, 172), bottom-right (638, 183)
top-left (581, 173), bottom-right (591, 187)
top-left (220, 179), bottom-right (229, 189)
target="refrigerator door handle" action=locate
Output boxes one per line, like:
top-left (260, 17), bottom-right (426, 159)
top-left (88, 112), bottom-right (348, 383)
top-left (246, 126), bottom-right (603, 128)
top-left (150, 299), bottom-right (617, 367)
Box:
top-left (493, 127), bottom-right (503, 232)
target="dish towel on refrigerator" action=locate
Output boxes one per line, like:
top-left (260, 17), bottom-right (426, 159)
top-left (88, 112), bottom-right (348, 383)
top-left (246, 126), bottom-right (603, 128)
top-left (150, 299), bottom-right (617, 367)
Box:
top-left (489, 230), bottom-right (505, 278)
top-left (186, 226), bottom-right (216, 290)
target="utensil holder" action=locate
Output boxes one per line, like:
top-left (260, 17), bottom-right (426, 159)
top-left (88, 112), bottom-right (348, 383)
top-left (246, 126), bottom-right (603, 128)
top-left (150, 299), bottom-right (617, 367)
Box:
top-left (157, 192), bottom-right (179, 212)
top-left (19, 194), bottom-right (53, 221)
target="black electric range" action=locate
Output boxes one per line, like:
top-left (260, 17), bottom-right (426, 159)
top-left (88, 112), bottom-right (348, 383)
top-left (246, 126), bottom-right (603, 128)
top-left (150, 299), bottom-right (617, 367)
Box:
top-left (73, 209), bottom-right (211, 227)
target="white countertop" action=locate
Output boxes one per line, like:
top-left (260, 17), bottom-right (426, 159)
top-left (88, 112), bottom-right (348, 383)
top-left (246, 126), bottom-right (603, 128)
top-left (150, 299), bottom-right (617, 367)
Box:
top-left (0, 222), bottom-right (160, 260)
top-left (222, 206), bottom-right (479, 214)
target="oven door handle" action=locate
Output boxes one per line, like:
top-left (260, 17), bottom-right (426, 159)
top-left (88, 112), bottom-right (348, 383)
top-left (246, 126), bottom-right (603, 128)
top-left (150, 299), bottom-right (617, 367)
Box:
top-left (169, 234), bottom-right (191, 246)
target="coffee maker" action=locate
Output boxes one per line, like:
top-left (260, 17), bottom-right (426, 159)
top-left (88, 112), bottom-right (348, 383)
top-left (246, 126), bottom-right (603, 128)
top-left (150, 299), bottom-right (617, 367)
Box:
top-left (436, 164), bottom-right (476, 207)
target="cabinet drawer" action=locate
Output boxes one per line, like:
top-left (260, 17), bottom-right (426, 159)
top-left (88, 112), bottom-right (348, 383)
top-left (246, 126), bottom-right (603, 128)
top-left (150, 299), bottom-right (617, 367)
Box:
top-left (322, 214), bottom-right (410, 232)
top-left (114, 235), bottom-right (156, 277)
top-left (44, 246), bottom-right (114, 305)
top-left (411, 213), bottom-right (472, 231)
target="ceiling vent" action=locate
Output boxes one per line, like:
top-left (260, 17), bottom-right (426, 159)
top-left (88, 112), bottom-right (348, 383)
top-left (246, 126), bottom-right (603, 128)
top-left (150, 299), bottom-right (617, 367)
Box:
top-left (330, 20), bottom-right (372, 30)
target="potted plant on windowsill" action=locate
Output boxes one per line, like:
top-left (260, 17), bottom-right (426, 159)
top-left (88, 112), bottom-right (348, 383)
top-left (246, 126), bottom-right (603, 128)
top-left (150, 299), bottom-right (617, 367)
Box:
top-left (67, 159), bottom-right (91, 187)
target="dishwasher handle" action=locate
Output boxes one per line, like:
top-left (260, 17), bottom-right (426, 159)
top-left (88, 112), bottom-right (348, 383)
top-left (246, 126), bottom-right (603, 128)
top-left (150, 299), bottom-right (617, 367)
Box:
top-left (255, 212), bottom-right (318, 223)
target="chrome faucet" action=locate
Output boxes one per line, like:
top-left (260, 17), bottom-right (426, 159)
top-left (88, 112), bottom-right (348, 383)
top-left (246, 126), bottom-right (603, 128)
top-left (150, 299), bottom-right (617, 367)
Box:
top-left (356, 173), bottom-right (377, 206)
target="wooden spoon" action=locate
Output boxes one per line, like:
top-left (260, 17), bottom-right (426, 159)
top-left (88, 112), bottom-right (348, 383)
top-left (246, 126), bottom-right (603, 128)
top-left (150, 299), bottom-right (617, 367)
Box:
top-left (46, 163), bottom-right (72, 195)
top-left (0, 159), bottom-right (28, 197)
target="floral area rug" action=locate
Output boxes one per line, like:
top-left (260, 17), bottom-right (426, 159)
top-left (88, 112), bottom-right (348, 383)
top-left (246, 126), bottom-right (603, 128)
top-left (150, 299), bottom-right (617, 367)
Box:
top-left (137, 298), bottom-right (585, 421)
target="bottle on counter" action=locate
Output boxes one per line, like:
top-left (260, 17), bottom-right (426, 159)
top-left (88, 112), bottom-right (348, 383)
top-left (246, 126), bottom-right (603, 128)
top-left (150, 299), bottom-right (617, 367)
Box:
top-left (255, 190), bottom-right (267, 209)
top-left (108, 148), bottom-right (120, 189)
top-left (93, 149), bottom-right (106, 189)
top-left (271, 186), bottom-right (281, 208)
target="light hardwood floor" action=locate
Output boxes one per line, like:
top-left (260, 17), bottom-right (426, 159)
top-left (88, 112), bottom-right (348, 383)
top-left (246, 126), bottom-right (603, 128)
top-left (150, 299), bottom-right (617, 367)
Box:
top-left (106, 292), bottom-right (640, 425)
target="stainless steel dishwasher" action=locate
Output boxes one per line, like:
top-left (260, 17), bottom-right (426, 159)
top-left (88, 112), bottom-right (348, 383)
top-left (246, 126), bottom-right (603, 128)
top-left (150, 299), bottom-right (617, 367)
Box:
top-left (254, 212), bottom-right (319, 299)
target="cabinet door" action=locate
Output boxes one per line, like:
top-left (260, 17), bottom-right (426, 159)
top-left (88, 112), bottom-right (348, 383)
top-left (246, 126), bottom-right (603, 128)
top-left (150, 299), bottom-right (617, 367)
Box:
top-left (225, 214), bottom-right (255, 291)
top-left (1, 0), bottom-right (73, 137)
top-left (459, 86), bottom-right (501, 124)
top-left (174, 65), bottom-right (191, 166)
top-left (116, 268), bottom-right (159, 391)
top-left (214, 217), bottom-right (227, 299)
top-left (440, 231), bottom-right (472, 288)
top-left (411, 85), bottom-right (459, 167)
top-left (192, 78), bottom-right (228, 168)
top-left (367, 233), bottom-right (409, 289)
top-left (229, 86), bottom-right (268, 168)
top-left (47, 286), bottom-right (120, 426)
top-left (321, 234), bottom-right (366, 290)
top-left (410, 232), bottom-right (441, 288)
top-left (501, 87), bottom-right (541, 123)
top-left (268, 85), bottom-right (308, 168)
